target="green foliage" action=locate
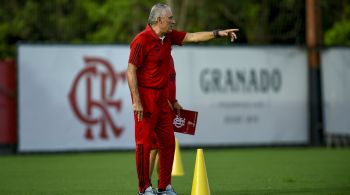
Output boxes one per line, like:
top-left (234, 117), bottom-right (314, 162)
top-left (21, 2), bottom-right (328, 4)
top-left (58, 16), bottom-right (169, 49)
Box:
top-left (325, 20), bottom-right (350, 45)
top-left (323, 0), bottom-right (350, 46)
top-left (0, 0), bottom-right (349, 59)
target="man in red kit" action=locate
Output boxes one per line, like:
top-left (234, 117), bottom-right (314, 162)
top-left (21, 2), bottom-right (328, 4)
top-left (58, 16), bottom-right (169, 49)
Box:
top-left (127, 3), bottom-right (238, 195)
top-left (149, 54), bottom-right (182, 188)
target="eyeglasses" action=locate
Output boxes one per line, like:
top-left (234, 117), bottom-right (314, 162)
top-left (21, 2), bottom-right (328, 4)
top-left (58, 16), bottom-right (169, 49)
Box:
top-left (159, 16), bottom-right (174, 21)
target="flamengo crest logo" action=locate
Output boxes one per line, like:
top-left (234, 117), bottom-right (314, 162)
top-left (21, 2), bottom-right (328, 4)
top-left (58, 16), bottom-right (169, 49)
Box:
top-left (68, 57), bottom-right (126, 140)
top-left (173, 115), bottom-right (185, 128)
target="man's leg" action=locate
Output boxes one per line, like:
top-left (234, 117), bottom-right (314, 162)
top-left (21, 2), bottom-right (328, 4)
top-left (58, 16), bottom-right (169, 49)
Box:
top-left (149, 149), bottom-right (158, 177)
top-left (135, 88), bottom-right (158, 193)
top-left (135, 122), bottom-right (152, 193)
top-left (155, 101), bottom-right (175, 190)
top-left (149, 131), bottom-right (160, 180)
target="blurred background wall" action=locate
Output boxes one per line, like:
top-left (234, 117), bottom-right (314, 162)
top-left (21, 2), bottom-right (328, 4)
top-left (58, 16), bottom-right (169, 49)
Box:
top-left (1, 0), bottom-right (350, 152)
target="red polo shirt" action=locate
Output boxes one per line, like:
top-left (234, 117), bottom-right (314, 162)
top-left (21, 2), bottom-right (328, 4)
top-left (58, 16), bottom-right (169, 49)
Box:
top-left (129, 25), bottom-right (186, 89)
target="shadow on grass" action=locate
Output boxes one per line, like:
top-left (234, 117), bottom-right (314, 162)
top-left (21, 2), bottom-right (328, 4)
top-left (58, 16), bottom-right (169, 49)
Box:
top-left (213, 186), bottom-right (350, 195)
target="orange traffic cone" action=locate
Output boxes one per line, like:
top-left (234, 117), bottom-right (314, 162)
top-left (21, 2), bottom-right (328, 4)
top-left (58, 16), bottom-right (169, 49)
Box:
top-left (172, 138), bottom-right (184, 176)
top-left (191, 149), bottom-right (211, 195)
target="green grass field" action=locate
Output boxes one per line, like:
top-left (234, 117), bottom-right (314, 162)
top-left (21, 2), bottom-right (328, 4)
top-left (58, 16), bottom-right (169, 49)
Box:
top-left (0, 148), bottom-right (349, 195)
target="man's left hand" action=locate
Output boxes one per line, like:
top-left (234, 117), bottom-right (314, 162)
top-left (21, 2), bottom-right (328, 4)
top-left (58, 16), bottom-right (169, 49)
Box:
top-left (219, 29), bottom-right (239, 42)
top-left (173, 101), bottom-right (183, 115)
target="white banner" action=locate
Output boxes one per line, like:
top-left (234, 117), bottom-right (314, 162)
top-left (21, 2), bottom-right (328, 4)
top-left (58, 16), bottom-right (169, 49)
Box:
top-left (322, 48), bottom-right (350, 135)
top-left (18, 45), bottom-right (134, 152)
top-left (173, 47), bottom-right (308, 145)
top-left (18, 45), bottom-right (308, 152)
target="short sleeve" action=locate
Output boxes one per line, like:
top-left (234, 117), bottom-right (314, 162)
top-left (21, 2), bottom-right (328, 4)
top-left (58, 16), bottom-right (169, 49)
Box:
top-left (169, 29), bottom-right (187, 46)
top-left (128, 39), bottom-right (144, 67)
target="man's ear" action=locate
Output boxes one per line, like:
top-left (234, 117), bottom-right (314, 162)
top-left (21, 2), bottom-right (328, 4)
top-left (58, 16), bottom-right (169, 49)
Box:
top-left (157, 17), bottom-right (162, 24)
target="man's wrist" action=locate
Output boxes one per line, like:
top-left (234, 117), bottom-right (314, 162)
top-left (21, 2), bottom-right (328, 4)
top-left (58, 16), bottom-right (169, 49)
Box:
top-left (213, 29), bottom-right (221, 38)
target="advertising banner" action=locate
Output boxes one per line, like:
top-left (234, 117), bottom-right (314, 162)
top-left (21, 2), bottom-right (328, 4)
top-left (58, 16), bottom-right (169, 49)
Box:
top-left (18, 45), bottom-right (308, 152)
top-left (322, 48), bottom-right (350, 135)
top-left (173, 47), bottom-right (308, 145)
top-left (19, 45), bottom-right (133, 151)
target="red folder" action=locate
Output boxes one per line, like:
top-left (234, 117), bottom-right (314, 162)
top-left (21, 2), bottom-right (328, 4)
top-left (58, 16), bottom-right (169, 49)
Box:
top-left (172, 109), bottom-right (198, 135)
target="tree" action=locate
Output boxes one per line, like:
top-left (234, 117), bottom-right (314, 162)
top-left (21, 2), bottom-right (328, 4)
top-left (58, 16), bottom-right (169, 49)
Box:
top-left (0, 0), bottom-right (349, 59)
top-left (323, 0), bottom-right (350, 45)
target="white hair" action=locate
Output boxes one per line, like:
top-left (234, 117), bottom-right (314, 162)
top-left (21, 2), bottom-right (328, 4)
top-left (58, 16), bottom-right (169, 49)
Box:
top-left (148, 3), bottom-right (170, 25)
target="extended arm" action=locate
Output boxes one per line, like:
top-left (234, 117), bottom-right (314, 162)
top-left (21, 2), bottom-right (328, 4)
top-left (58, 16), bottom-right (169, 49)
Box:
top-left (127, 63), bottom-right (143, 121)
top-left (183, 29), bottom-right (239, 43)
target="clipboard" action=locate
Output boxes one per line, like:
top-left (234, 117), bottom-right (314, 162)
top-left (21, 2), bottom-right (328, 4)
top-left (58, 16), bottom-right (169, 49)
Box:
top-left (172, 109), bottom-right (198, 135)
